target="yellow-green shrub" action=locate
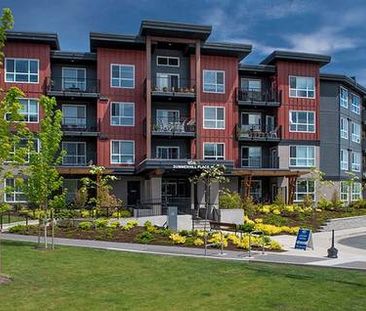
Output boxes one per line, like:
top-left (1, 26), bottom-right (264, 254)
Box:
top-left (193, 238), bottom-right (204, 246)
top-left (169, 233), bottom-right (186, 244)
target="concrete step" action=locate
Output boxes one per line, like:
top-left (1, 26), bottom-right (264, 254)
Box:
top-left (192, 219), bottom-right (210, 230)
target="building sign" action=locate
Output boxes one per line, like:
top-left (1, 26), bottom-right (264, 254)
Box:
top-left (172, 160), bottom-right (219, 170)
top-left (294, 228), bottom-right (313, 250)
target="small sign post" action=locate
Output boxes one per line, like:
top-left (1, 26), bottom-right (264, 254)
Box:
top-left (294, 228), bottom-right (314, 250)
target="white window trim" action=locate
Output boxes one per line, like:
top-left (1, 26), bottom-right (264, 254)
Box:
top-left (203, 142), bottom-right (225, 160)
top-left (156, 56), bottom-right (180, 68)
top-left (4, 178), bottom-right (27, 203)
top-left (156, 146), bottom-right (180, 159)
top-left (156, 72), bottom-right (180, 88)
top-left (62, 142), bottom-right (87, 166)
top-left (340, 117), bottom-right (349, 140)
top-left (110, 64), bottom-right (135, 89)
top-left (340, 149), bottom-right (349, 171)
top-left (351, 92), bottom-right (361, 115)
top-left (294, 179), bottom-right (316, 203)
top-left (62, 104), bottom-right (87, 128)
top-left (340, 181), bottom-right (349, 202)
top-left (9, 98), bottom-right (40, 124)
top-left (351, 122), bottom-right (361, 144)
top-left (156, 109), bottom-right (180, 121)
top-left (289, 110), bottom-right (316, 133)
top-left (289, 145), bottom-right (315, 168)
top-left (62, 67), bottom-right (86, 91)
top-left (241, 146), bottom-right (262, 168)
top-left (289, 75), bottom-right (316, 99)
top-left (241, 78), bottom-right (262, 91)
top-left (110, 102), bottom-right (135, 127)
top-left (351, 152), bottom-right (361, 172)
top-left (203, 69), bottom-right (225, 94)
top-left (110, 140), bottom-right (135, 164)
top-left (4, 57), bottom-right (40, 84)
top-left (203, 106), bottom-right (225, 129)
top-left (351, 182), bottom-right (362, 201)
top-left (6, 138), bottom-right (40, 164)
top-left (339, 86), bottom-right (348, 109)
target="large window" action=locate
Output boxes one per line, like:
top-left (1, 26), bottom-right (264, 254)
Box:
top-left (340, 117), bottom-right (348, 139)
top-left (156, 73), bottom-right (179, 90)
top-left (351, 122), bottom-right (361, 143)
top-left (5, 58), bottom-right (39, 83)
top-left (62, 142), bottom-right (86, 166)
top-left (295, 180), bottom-right (315, 202)
top-left (241, 112), bottom-right (261, 131)
top-left (156, 146), bottom-right (180, 159)
top-left (111, 64), bottom-right (135, 88)
top-left (340, 181), bottom-right (349, 202)
top-left (111, 102), bottom-right (135, 126)
top-left (157, 56), bottom-right (179, 67)
top-left (241, 146), bottom-right (261, 168)
top-left (352, 182), bottom-right (362, 201)
top-left (351, 152), bottom-right (361, 172)
top-left (203, 106), bottom-right (225, 129)
top-left (8, 138), bottom-right (39, 163)
top-left (241, 78), bottom-right (261, 92)
top-left (289, 146), bottom-right (315, 167)
top-left (340, 87), bottom-right (348, 108)
top-left (62, 105), bottom-right (86, 129)
top-left (203, 70), bottom-right (225, 93)
top-left (340, 149), bottom-right (349, 171)
top-left (4, 178), bottom-right (26, 203)
top-left (6, 99), bottom-right (39, 123)
top-left (62, 67), bottom-right (86, 91)
top-left (111, 140), bottom-right (135, 164)
top-left (289, 111), bottom-right (315, 132)
top-left (203, 143), bottom-right (224, 160)
top-left (289, 76), bottom-right (315, 98)
top-left (351, 93), bottom-right (360, 114)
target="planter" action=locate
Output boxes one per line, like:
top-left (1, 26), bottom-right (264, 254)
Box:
top-left (218, 209), bottom-right (244, 225)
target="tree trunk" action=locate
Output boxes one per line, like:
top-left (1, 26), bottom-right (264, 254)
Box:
top-left (51, 208), bottom-right (54, 250)
top-left (43, 201), bottom-right (48, 249)
top-left (0, 230), bottom-right (2, 275)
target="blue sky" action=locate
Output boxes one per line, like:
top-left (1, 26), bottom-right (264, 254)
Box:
top-left (3, 0), bottom-right (366, 83)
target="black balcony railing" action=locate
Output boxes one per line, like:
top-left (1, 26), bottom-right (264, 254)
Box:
top-left (240, 155), bottom-right (279, 169)
top-left (151, 77), bottom-right (196, 95)
top-left (152, 117), bottom-right (196, 135)
top-left (237, 88), bottom-right (281, 104)
top-left (62, 117), bottom-right (100, 132)
top-left (236, 124), bottom-right (281, 141)
top-left (46, 77), bottom-right (100, 94)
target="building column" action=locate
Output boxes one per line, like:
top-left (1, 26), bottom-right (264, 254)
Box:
top-left (146, 36), bottom-right (152, 159)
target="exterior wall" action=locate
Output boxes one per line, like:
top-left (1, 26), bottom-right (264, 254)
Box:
top-left (96, 47), bottom-right (147, 167)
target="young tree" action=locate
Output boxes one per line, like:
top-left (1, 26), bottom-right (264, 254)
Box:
top-left (24, 96), bottom-right (64, 249)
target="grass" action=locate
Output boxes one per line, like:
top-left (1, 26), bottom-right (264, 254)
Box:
top-left (0, 241), bottom-right (365, 310)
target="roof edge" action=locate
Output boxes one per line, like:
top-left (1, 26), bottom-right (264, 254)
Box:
top-left (6, 31), bottom-right (59, 50)
top-left (261, 50), bottom-right (331, 67)
top-left (320, 73), bottom-right (366, 95)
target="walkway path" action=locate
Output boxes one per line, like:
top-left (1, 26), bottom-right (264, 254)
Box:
top-left (2, 227), bottom-right (366, 270)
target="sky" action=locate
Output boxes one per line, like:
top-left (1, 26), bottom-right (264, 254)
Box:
top-left (3, 0), bottom-right (366, 84)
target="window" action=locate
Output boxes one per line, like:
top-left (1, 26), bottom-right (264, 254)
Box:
top-left (340, 87), bottom-right (348, 108)
top-left (241, 146), bottom-right (261, 168)
top-left (352, 182), bottom-right (362, 201)
top-left (156, 73), bottom-right (179, 90)
top-left (241, 78), bottom-right (261, 92)
top-left (295, 180), bottom-right (315, 202)
top-left (8, 138), bottom-right (39, 163)
top-left (111, 140), bottom-right (135, 164)
top-left (4, 178), bottom-right (26, 203)
top-left (203, 107), bottom-right (225, 129)
top-left (155, 110), bottom-right (180, 131)
top-left (340, 117), bottom-right (348, 139)
top-left (156, 146), bottom-right (180, 159)
top-left (250, 180), bottom-right (262, 202)
top-left (351, 93), bottom-right (360, 114)
top-left (157, 56), bottom-right (179, 67)
top-left (203, 70), bottom-right (225, 93)
top-left (340, 181), bottom-right (349, 202)
top-left (62, 105), bottom-right (86, 129)
top-left (111, 102), bottom-right (135, 126)
top-left (203, 143), bottom-right (224, 160)
top-left (289, 146), bottom-right (315, 167)
top-left (351, 122), bottom-right (361, 143)
top-left (340, 149), bottom-right (349, 171)
top-left (289, 111), bottom-right (315, 132)
top-left (289, 76), bottom-right (315, 98)
top-left (241, 112), bottom-right (261, 131)
top-left (6, 99), bottom-right (39, 123)
top-left (62, 142), bottom-right (86, 166)
top-left (62, 67), bottom-right (86, 91)
top-left (351, 152), bottom-right (361, 172)
top-left (63, 179), bottom-right (79, 203)
top-left (111, 64), bottom-right (135, 88)
top-left (5, 58), bottom-right (39, 83)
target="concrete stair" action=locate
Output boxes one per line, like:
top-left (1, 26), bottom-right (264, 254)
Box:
top-left (319, 215), bottom-right (366, 232)
top-left (192, 219), bottom-right (210, 231)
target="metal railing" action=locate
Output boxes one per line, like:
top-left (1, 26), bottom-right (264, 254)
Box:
top-left (237, 88), bottom-right (281, 103)
top-left (152, 117), bottom-right (196, 134)
top-left (236, 124), bottom-right (281, 140)
top-left (240, 155), bottom-right (279, 169)
top-left (46, 77), bottom-right (100, 93)
top-left (62, 117), bottom-right (100, 132)
top-left (151, 77), bottom-right (196, 94)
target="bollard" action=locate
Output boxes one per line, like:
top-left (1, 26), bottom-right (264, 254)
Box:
top-left (327, 229), bottom-right (338, 258)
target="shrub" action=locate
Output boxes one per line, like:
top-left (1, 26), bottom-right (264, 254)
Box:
top-left (350, 199), bottom-right (366, 209)
top-left (301, 195), bottom-right (314, 209)
top-left (331, 191), bottom-right (343, 210)
top-left (49, 193), bottom-right (67, 210)
top-left (193, 238), bottom-right (204, 246)
top-left (94, 218), bottom-right (109, 228)
top-left (242, 196), bottom-right (257, 215)
top-left (158, 227), bottom-right (172, 237)
top-left (169, 233), bottom-right (186, 244)
top-left (239, 222), bottom-right (255, 233)
top-left (80, 210), bottom-right (90, 218)
top-left (208, 232), bottom-right (228, 248)
top-left (79, 221), bottom-right (93, 230)
top-left (121, 220), bottom-right (138, 231)
top-left (135, 231), bottom-right (153, 244)
top-left (317, 198), bottom-right (333, 210)
top-left (8, 224), bottom-right (27, 233)
top-left (219, 189), bottom-right (243, 209)
top-left (108, 221), bottom-right (120, 228)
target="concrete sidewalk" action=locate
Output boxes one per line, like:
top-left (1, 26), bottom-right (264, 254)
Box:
top-left (2, 229), bottom-right (366, 270)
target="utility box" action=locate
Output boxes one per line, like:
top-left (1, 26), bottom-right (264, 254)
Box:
top-left (167, 206), bottom-right (178, 231)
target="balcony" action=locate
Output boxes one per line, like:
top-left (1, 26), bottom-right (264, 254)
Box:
top-left (151, 118), bottom-right (196, 137)
top-left (148, 77), bottom-right (196, 101)
top-left (236, 124), bottom-right (281, 142)
top-left (62, 117), bottom-right (100, 137)
top-left (46, 77), bottom-right (100, 97)
top-left (236, 88), bottom-right (281, 107)
top-left (240, 156), bottom-right (279, 169)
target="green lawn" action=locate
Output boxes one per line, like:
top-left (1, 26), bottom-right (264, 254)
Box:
top-left (0, 241), bottom-right (365, 311)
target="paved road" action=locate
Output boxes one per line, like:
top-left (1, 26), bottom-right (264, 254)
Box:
top-left (2, 233), bottom-right (365, 271)
top-left (339, 234), bottom-right (366, 250)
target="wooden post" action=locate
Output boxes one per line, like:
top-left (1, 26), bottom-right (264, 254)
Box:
top-left (241, 175), bottom-right (253, 199)
top-left (288, 176), bottom-right (298, 204)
